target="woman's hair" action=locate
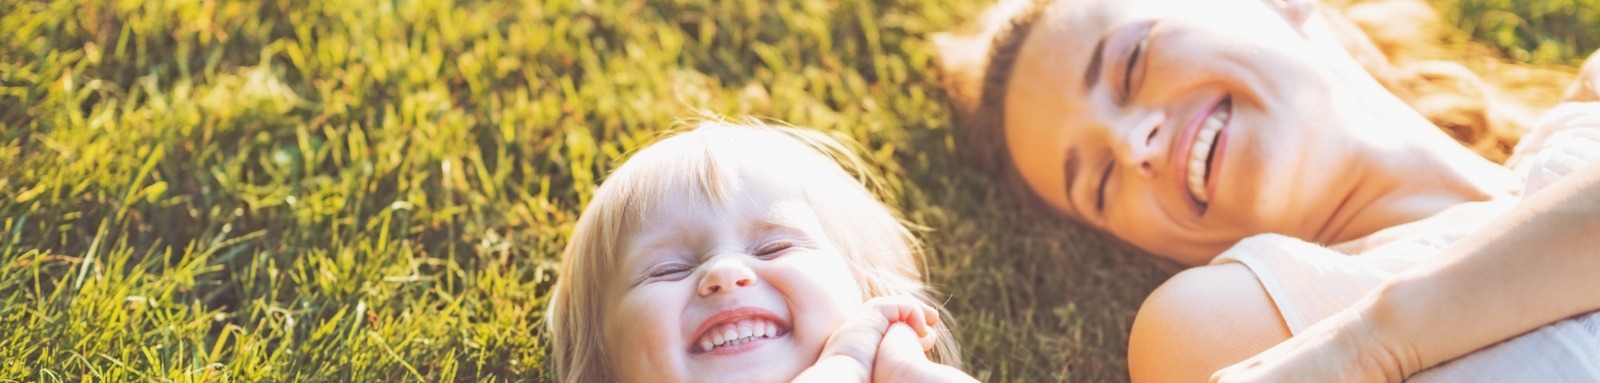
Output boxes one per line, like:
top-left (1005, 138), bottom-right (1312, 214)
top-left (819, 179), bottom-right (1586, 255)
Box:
top-left (546, 120), bottom-right (962, 383)
top-left (934, 0), bottom-right (1538, 178)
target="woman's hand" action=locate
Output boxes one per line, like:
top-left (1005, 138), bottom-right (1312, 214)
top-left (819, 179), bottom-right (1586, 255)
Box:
top-left (1564, 49), bottom-right (1600, 102)
top-left (1210, 296), bottom-right (1412, 383)
top-left (794, 296), bottom-right (940, 383)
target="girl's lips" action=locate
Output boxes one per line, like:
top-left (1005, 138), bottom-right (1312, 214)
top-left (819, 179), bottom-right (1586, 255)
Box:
top-left (688, 307), bottom-right (792, 354)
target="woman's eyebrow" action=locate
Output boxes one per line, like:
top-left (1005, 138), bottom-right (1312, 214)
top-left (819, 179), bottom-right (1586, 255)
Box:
top-left (1083, 34), bottom-right (1108, 92)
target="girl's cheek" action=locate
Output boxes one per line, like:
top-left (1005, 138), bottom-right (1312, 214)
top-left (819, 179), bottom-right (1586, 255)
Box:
top-left (608, 287), bottom-right (689, 353)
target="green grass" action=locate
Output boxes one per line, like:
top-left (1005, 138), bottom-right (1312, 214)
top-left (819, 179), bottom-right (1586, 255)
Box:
top-left (1437, 0), bottom-right (1600, 64)
top-left (0, 0), bottom-right (1594, 381)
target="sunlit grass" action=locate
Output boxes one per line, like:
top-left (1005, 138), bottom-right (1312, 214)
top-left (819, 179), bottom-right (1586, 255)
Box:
top-left (1, 0), bottom-right (1594, 381)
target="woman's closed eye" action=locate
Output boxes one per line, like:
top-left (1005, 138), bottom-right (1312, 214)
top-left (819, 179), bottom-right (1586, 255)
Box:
top-left (1123, 36), bottom-right (1145, 99)
top-left (1096, 161), bottom-right (1114, 214)
top-left (1119, 21), bottom-right (1154, 103)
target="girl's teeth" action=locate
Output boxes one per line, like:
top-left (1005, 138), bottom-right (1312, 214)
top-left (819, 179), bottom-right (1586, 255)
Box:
top-left (699, 319), bottom-right (783, 352)
top-left (738, 322), bottom-right (754, 339)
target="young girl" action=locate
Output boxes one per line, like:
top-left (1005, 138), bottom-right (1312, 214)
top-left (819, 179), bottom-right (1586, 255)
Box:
top-left (546, 121), bottom-right (979, 383)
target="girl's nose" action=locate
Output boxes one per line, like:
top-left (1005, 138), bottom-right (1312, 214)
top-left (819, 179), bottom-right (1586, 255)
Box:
top-left (697, 258), bottom-right (758, 296)
top-left (1113, 111), bottom-right (1165, 177)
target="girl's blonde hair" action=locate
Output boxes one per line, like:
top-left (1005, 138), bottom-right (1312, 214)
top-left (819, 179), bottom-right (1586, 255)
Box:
top-left (547, 120), bottom-right (961, 383)
top-left (933, 0), bottom-right (1541, 178)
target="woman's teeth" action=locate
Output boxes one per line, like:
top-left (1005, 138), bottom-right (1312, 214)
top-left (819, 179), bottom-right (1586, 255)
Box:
top-left (697, 318), bottom-right (782, 352)
top-left (1187, 99), bottom-right (1230, 204)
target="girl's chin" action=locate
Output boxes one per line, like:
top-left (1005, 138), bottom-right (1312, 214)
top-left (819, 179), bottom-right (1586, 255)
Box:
top-left (687, 359), bottom-right (807, 383)
top-left (687, 337), bottom-right (805, 371)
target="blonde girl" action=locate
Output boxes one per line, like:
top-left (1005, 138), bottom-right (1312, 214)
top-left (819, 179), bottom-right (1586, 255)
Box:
top-left (546, 121), bottom-right (978, 383)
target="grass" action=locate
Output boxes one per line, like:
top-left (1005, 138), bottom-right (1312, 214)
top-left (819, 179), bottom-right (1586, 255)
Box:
top-left (1, 0), bottom-right (1595, 381)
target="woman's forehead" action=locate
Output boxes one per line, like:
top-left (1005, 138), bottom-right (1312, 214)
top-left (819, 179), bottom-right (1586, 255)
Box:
top-left (999, 0), bottom-right (1136, 215)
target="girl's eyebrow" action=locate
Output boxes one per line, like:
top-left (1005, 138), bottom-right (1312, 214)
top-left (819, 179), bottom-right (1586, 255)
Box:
top-left (624, 228), bottom-right (688, 265)
top-left (751, 203), bottom-right (818, 238)
top-left (753, 220), bottom-right (809, 238)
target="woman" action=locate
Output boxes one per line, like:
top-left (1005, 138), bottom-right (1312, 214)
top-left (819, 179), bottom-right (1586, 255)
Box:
top-left (934, 0), bottom-right (1600, 380)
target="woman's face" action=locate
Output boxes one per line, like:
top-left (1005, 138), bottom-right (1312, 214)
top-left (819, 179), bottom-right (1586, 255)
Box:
top-left (1005, 0), bottom-right (1381, 264)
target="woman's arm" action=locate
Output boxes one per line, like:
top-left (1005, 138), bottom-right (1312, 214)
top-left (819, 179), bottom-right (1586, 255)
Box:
top-left (1214, 49), bottom-right (1600, 382)
top-left (1375, 157), bottom-right (1600, 376)
top-left (1213, 159), bottom-right (1600, 382)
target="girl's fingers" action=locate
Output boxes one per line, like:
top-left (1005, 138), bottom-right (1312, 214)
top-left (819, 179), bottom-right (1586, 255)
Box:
top-left (905, 304), bottom-right (931, 338)
top-left (870, 296), bottom-right (936, 337)
top-left (879, 323), bottom-right (927, 361)
top-left (918, 326), bottom-right (939, 351)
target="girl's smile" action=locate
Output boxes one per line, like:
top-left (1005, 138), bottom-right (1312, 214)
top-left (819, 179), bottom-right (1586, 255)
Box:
top-left (689, 306), bottom-right (793, 354)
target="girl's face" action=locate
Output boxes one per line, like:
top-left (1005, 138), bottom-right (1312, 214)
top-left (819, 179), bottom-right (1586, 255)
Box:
top-left (602, 164), bottom-right (864, 383)
top-left (1005, 0), bottom-right (1391, 263)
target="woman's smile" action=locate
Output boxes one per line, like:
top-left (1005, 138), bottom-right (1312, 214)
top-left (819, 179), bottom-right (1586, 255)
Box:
top-left (1174, 95), bottom-right (1233, 216)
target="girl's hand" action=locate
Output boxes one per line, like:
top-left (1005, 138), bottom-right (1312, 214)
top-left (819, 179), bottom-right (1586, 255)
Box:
top-left (801, 296), bottom-right (940, 383)
top-left (873, 323), bottom-right (979, 383)
top-left (1565, 49), bottom-right (1600, 102)
top-left (1210, 297), bottom-right (1412, 383)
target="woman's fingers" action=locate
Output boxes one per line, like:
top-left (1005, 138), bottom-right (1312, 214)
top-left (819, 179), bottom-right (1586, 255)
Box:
top-left (1565, 50), bottom-right (1600, 102)
top-left (1210, 305), bottom-right (1406, 383)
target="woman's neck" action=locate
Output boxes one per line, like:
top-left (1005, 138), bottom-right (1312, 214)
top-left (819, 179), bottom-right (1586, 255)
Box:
top-left (1286, 10), bottom-right (1522, 252)
top-left (1319, 87), bottom-right (1521, 251)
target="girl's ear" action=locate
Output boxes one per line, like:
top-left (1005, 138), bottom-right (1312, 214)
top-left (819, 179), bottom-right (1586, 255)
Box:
top-left (1264, 0), bottom-right (1315, 30)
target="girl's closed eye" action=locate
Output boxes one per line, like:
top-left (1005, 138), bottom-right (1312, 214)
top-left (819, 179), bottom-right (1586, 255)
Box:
top-left (644, 262), bottom-right (694, 281)
top-left (753, 240), bottom-right (799, 258)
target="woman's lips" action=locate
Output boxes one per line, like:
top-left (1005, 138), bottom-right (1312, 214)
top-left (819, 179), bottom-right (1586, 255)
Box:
top-left (1171, 95), bottom-right (1233, 216)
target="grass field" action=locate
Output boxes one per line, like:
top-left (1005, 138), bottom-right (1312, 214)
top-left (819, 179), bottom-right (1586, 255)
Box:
top-left (2, 0), bottom-right (1596, 381)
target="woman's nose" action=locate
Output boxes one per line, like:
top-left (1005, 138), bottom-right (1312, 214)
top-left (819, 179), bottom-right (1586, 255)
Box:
top-left (697, 258), bottom-right (758, 296)
top-left (1112, 111), bottom-right (1166, 177)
